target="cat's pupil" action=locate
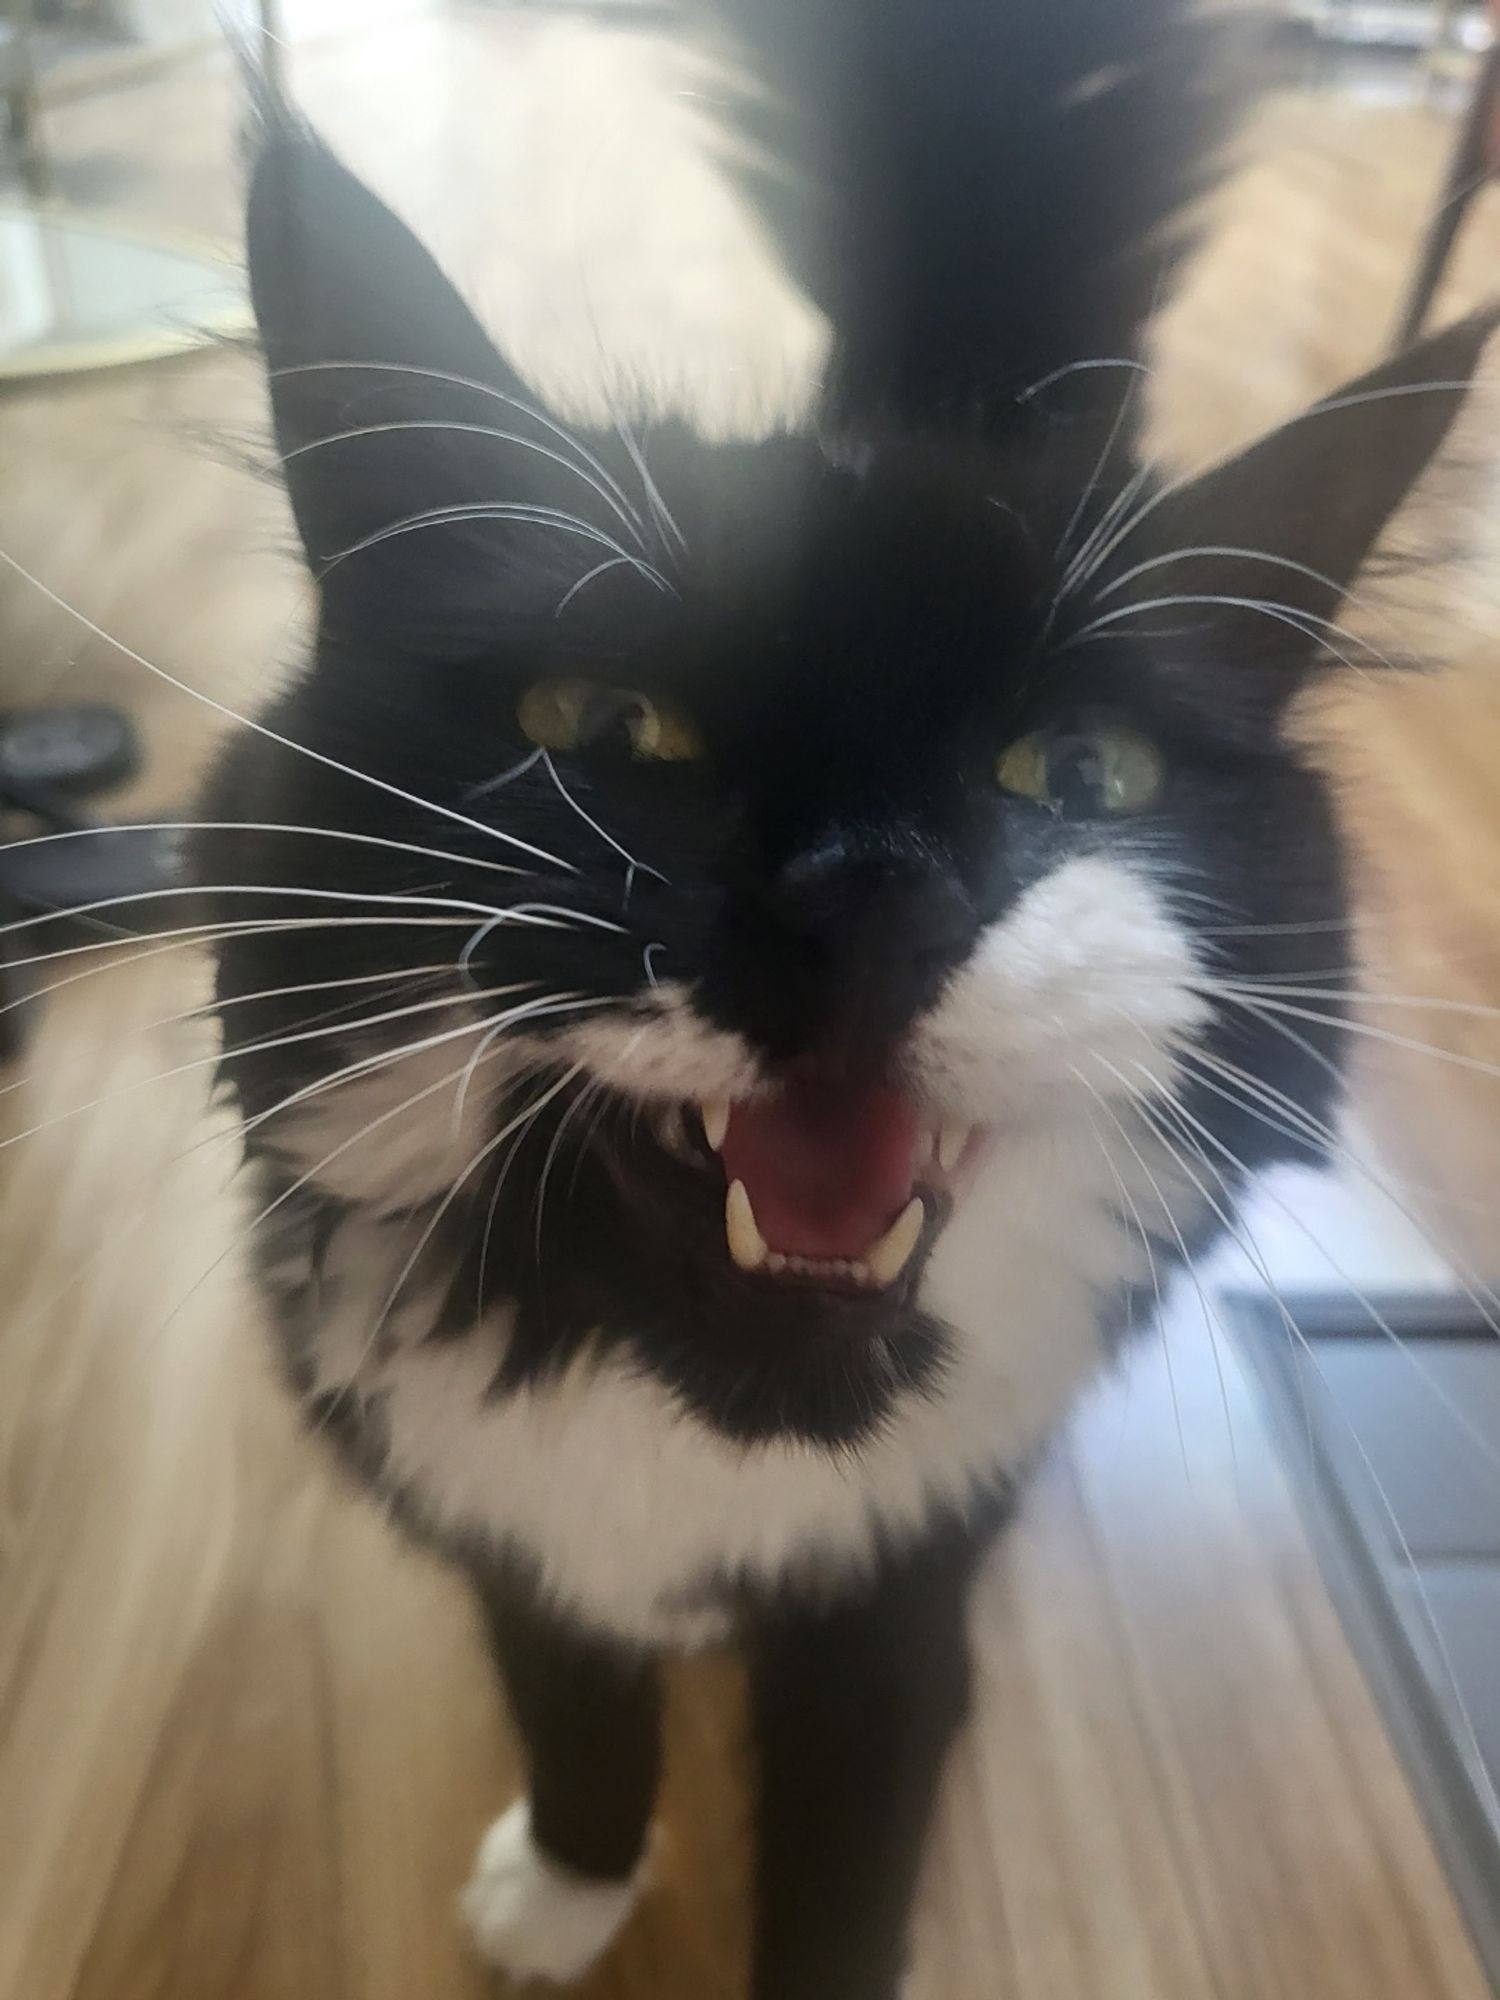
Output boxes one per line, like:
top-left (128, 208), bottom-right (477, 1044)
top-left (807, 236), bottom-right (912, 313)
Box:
top-left (1044, 733), bottom-right (1108, 815)
top-left (578, 688), bottom-right (652, 756)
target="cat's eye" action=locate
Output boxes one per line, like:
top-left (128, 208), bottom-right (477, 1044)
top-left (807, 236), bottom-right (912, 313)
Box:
top-left (517, 678), bottom-right (703, 763)
top-left (996, 720), bottom-right (1164, 816)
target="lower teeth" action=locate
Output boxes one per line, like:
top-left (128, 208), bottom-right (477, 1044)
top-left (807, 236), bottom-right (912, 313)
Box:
top-left (764, 1252), bottom-right (874, 1284)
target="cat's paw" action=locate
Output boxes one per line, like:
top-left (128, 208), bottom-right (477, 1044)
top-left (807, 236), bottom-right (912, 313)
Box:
top-left (461, 1801), bottom-right (644, 1985)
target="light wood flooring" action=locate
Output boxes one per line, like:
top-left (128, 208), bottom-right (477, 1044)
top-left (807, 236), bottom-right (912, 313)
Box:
top-left (2, 9), bottom-right (1500, 1995)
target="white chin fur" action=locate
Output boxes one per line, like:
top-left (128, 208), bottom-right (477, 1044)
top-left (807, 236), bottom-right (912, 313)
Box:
top-left (461, 1801), bottom-right (645, 1985)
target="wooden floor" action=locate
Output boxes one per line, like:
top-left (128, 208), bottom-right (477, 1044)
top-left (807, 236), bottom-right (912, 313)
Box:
top-left (2, 10), bottom-right (1500, 1997)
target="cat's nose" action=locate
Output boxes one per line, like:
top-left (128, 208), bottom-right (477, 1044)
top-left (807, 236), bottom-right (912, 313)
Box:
top-left (762, 846), bottom-right (979, 1054)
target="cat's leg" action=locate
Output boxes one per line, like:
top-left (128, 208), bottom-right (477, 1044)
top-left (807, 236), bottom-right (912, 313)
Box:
top-left (748, 1533), bottom-right (981, 2000)
top-left (462, 1564), bottom-right (662, 1986)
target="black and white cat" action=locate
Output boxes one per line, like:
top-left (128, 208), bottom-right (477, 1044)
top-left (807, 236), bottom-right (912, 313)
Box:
top-left (197, 2), bottom-right (1493, 1993)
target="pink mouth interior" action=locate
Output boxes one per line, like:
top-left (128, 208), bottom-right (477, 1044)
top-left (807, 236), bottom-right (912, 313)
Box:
top-left (720, 1081), bottom-right (922, 1260)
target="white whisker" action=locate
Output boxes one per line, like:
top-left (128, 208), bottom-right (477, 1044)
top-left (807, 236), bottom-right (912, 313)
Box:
top-left (554, 556), bottom-right (637, 618)
top-left (1126, 1074), bottom-right (1500, 1832)
top-left (269, 359), bottom-right (648, 536)
top-left (281, 420), bottom-right (649, 549)
top-left (0, 818), bottom-right (533, 882)
top-left (0, 548), bottom-right (576, 877)
top-left (541, 750), bottom-right (667, 893)
top-left (0, 880), bottom-right (511, 948)
top-left (321, 500), bottom-right (675, 601)
top-left (1063, 592), bottom-right (1388, 676)
top-left (0, 913), bottom-right (474, 983)
top-left (616, 419), bottom-right (688, 558)
top-left (0, 981), bottom-right (537, 1153)
top-left (339, 1062), bottom-right (588, 1403)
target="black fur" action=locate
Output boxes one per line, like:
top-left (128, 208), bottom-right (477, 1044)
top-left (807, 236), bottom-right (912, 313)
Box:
top-left (195, 5), bottom-right (1496, 1991)
top-left (701, 0), bottom-right (1250, 432)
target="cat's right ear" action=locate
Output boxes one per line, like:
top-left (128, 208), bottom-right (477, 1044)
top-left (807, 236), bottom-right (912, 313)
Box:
top-left (247, 119), bottom-right (582, 632)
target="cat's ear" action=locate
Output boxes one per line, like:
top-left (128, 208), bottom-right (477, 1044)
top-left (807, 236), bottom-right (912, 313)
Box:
top-left (1099, 309), bottom-right (1499, 668)
top-left (247, 120), bottom-right (594, 633)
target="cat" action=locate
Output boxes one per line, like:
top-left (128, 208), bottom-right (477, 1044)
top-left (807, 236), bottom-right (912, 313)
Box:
top-left (194, 2), bottom-right (1496, 1993)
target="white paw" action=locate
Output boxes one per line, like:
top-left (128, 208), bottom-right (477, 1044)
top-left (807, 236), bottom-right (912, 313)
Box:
top-left (461, 1801), bottom-right (644, 1985)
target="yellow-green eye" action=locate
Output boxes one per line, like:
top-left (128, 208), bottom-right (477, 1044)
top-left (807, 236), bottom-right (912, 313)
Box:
top-left (517, 678), bottom-right (704, 763)
top-left (997, 721), bottom-right (1164, 815)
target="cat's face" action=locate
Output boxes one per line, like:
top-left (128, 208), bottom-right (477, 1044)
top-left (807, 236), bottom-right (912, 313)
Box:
top-left (203, 131), bottom-right (1490, 1446)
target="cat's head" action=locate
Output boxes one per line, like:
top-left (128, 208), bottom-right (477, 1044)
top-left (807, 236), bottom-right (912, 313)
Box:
top-left (204, 102), bottom-right (1491, 1448)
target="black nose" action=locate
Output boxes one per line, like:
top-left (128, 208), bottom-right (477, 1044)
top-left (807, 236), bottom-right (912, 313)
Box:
top-left (760, 842), bottom-right (978, 1056)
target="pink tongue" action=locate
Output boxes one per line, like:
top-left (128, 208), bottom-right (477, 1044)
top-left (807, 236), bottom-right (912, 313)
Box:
top-left (720, 1082), bottom-right (922, 1260)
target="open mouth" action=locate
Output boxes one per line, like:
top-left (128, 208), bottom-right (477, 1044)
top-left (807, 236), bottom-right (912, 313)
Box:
top-left (690, 1080), bottom-right (983, 1293)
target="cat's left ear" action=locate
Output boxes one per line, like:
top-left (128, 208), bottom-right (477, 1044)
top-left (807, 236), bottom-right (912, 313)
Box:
top-left (247, 119), bottom-right (596, 634)
top-left (1095, 308), bottom-right (1499, 670)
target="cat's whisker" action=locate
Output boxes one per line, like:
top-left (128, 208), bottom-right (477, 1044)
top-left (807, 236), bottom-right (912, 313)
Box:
top-left (1071, 371), bottom-right (1489, 582)
top-left (1166, 1061), bottom-right (1500, 1485)
top-left (0, 818), bottom-right (536, 883)
top-left (267, 359), bottom-right (648, 538)
top-left (0, 924), bottom-right (438, 1029)
top-left (0, 879), bottom-right (518, 949)
top-left (1086, 541), bottom-right (1409, 647)
top-left (342, 1061), bottom-right (590, 1409)
top-left (1122, 1076), bottom-right (1500, 1830)
top-left (0, 981), bottom-right (541, 1154)
top-left (1056, 459), bottom-right (1155, 603)
top-left (504, 903), bottom-right (629, 936)
top-left (1051, 355), bottom-right (1149, 585)
top-left (1192, 917), bottom-right (1352, 938)
top-left (474, 1064), bottom-right (556, 1318)
top-left (230, 1007), bottom-right (514, 1150)
top-left (280, 420), bottom-right (650, 549)
top-left (1178, 1041), bottom-right (1492, 1218)
top-left (1097, 997), bottom-right (1490, 1226)
top-left (1016, 356), bottom-right (1150, 402)
top-left (154, 1045), bottom-right (522, 1375)
top-left (1142, 1064), bottom-right (1500, 1467)
top-left (0, 1009), bottom-right (528, 1403)
top-left (541, 750), bottom-right (669, 897)
top-left (566, 1074), bottom-right (620, 1205)
top-left (0, 912), bottom-right (475, 984)
top-left (554, 556), bottom-right (638, 618)
top-left (320, 501), bottom-right (676, 601)
top-left (1070, 1063), bottom-right (1238, 1485)
top-left (1077, 1094), bottom-right (1175, 1473)
top-left (1061, 591), bottom-right (1393, 676)
top-left (457, 902), bottom-right (623, 990)
top-left (0, 964), bottom-right (452, 1104)
top-left (1143, 1069), bottom-right (1500, 1834)
top-left (615, 419), bottom-right (689, 559)
top-left (448, 993), bottom-right (604, 1136)
top-left (1208, 976), bottom-right (1500, 1022)
top-left (0, 547), bottom-right (577, 876)
top-left (1204, 986), bottom-right (1500, 1083)
top-left (174, 963), bottom-right (452, 1027)
top-left (532, 1070), bottom-right (610, 1259)
top-left (468, 746), bottom-right (544, 803)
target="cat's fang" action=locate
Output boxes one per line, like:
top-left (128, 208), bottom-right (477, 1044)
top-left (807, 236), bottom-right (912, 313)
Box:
top-left (936, 1122), bottom-right (970, 1174)
top-left (701, 1098), bottom-right (730, 1153)
top-left (866, 1198), bottom-right (926, 1286)
top-left (725, 1179), bottom-right (768, 1272)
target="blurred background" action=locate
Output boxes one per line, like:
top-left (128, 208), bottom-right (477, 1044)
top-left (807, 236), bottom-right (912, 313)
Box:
top-left (4, 3), bottom-right (1500, 1996)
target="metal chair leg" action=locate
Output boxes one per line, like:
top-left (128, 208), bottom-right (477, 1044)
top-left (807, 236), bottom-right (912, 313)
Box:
top-left (1394, 38), bottom-right (1500, 350)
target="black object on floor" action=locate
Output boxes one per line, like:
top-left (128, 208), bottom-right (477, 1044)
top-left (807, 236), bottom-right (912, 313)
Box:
top-left (0, 704), bottom-right (184, 1058)
top-left (1234, 1289), bottom-right (1500, 1996)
